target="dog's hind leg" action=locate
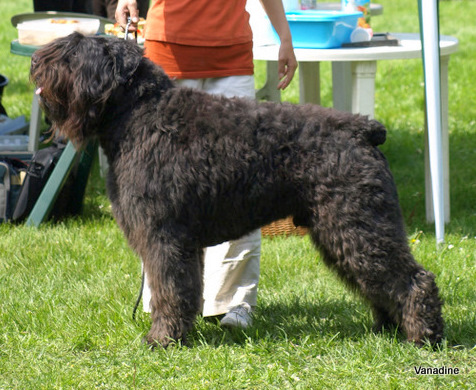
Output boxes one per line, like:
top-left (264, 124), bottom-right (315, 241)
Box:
top-left (139, 226), bottom-right (204, 348)
top-left (312, 227), bottom-right (443, 345)
top-left (308, 188), bottom-right (443, 345)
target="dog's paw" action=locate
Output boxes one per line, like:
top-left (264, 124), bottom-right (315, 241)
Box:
top-left (143, 332), bottom-right (185, 349)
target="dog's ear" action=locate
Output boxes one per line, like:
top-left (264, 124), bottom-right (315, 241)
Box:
top-left (105, 38), bottom-right (144, 85)
top-left (64, 35), bottom-right (125, 147)
top-left (70, 38), bottom-right (144, 144)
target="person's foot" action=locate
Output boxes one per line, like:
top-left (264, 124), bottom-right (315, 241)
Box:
top-left (220, 303), bottom-right (253, 328)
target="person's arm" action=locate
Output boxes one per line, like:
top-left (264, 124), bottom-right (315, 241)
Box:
top-left (115, 0), bottom-right (140, 31)
top-left (259, 0), bottom-right (297, 90)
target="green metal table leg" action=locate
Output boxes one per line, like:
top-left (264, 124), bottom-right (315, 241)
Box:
top-left (26, 141), bottom-right (81, 227)
top-left (69, 141), bottom-right (97, 215)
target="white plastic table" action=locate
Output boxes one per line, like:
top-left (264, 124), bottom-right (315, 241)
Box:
top-left (253, 33), bottom-right (459, 223)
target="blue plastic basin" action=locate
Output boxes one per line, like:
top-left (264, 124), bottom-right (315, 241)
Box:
top-left (275, 10), bottom-right (363, 49)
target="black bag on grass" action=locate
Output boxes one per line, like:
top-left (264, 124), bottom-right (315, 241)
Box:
top-left (0, 157), bottom-right (27, 222)
top-left (12, 142), bottom-right (77, 222)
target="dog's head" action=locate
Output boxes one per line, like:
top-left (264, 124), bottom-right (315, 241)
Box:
top-left (30, 32), bottom-right (144, 147)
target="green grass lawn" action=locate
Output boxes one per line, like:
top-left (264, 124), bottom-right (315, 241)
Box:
top-left (1, 0), bottom-right (475, 388)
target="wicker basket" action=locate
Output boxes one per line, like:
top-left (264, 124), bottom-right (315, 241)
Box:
top-left (261, 216), bottom-right (308, 237)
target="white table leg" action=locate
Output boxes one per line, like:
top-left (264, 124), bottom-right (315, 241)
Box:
top-left (27, 93), bottom-right (42, 152)
top-left (332, 61), bottom-right (377, 118)
top-left (425, 55), bottom-right (451, 223)
top-left (351, 61), bottom-right (377, 119)
top-left (332, 62), bottom-right (353, 112)
top-left (298, 62), bottom-right (320, 105)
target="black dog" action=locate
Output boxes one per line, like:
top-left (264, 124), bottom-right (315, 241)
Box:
top-left (30, 33), bottom-right (443, 348)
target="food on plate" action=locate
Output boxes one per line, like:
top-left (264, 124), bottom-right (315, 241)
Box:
top-left (50, 19), bottom-right (80, 24)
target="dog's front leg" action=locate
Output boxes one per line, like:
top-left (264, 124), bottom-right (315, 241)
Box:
top-left (141, 230), bottom-right (204, 348)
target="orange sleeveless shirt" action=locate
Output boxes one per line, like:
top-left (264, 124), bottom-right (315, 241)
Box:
top-left (144, 0), bottom-right (254, 79)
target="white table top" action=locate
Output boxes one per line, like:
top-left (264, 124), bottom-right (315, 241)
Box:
top-left (254, 33), bottom-right (459, 62)
top-left (316, 2), bottom-right (383, 16)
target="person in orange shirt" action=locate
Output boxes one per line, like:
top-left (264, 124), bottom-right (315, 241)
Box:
top-left (116, 0), bottom-right (297, 328)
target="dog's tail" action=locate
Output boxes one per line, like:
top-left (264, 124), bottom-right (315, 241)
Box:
top-left (364, 119), bottom-right (387, 146)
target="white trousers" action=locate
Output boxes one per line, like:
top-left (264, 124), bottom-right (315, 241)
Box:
top-left (143, 75), bottom-right (261, 316)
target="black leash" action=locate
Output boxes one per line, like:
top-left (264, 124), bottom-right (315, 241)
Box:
top-left (125, 16), bottom-right (142, 322)
top-left (132, 268), bottom-right (145, 321)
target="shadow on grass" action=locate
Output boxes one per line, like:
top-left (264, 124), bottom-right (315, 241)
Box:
top-left (141, 295), bottom-right (476, 349)
top-left (183, 297), bottom-right (386, 348)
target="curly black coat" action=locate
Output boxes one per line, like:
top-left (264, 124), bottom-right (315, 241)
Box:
top-left (30, 33), bottom-right (443, 348)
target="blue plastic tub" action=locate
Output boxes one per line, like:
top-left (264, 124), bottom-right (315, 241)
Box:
top-left (276, 10), bottom-right (363, 49)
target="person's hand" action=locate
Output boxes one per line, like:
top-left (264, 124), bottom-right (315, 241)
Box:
top-left (258, 0), bottom-right (297, 89)
top-left (115, 0), bottom-right (140, 31)
top-left (277, 40), bottom-right (297, 90)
